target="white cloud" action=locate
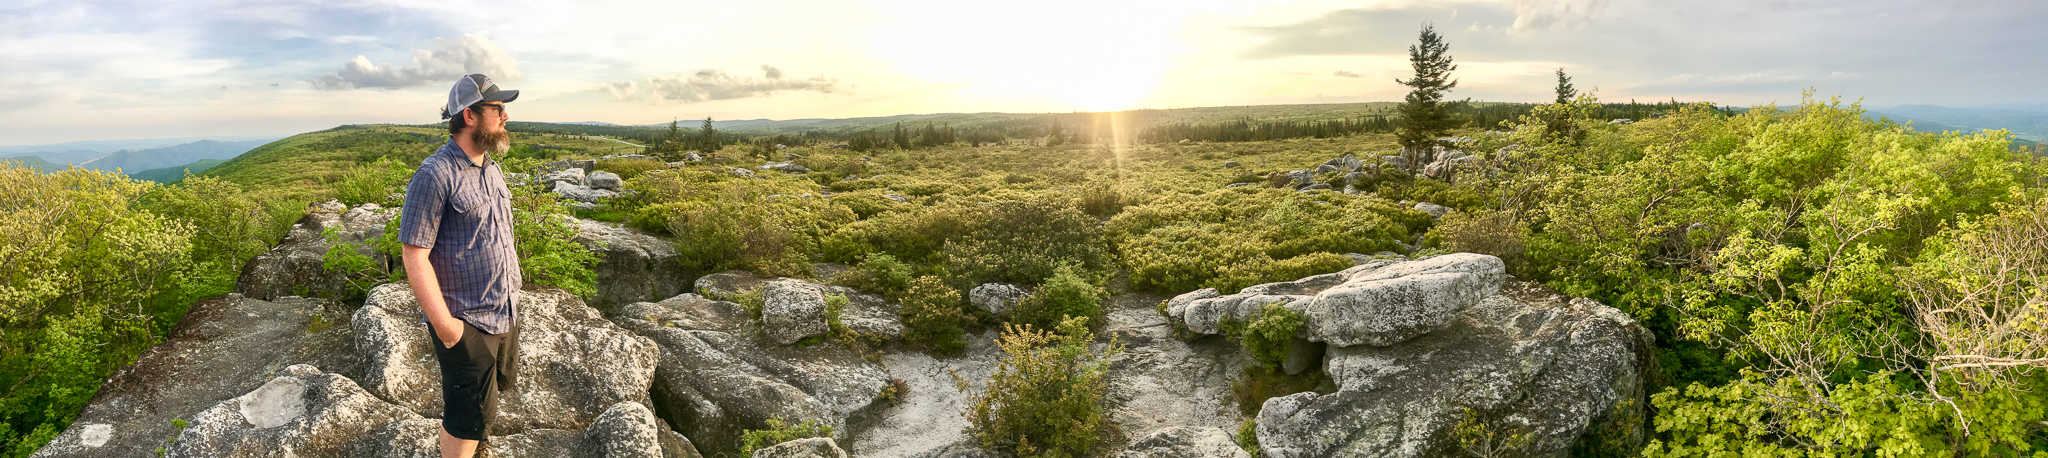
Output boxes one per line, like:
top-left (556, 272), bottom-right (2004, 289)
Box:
top-left (311, 34), bottom-right (520, 90)
top-left (607, 66), bottom-right (837, 104)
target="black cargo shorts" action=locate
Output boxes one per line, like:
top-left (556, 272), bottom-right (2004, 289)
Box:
top-left (428, 319), bottom-right (520, 440)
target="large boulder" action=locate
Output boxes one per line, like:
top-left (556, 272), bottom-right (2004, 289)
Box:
top-left (351, 283), bottom-right (661, 433)
top-left (566, 216), bottom-right (690, 313)
top-left (237, 199), bottom-right (396, 301)
top-left (693, 271), bottom-right (902, 339)
top-left (761, 279), bottom-right (829, 345)
top-left (613, 294), bottom-right (891, 454)
top-left (31, 295), bottom-right (355, 458)
top-left (588, 170), bottom-right (624, 190)
top-left (968, 283), bottom-right (1029, 316)
top-left (487, 401), bottom-right (704, 458)
top-left (555, 181), bottom-right (620, 206)
top-left (164, 364), bottom-right (425, 457)
top-left (540, 166), bottom-right (588, 188)
top-left (1166, 254), bottom-right (1506, 348)
top-left (1302, 253), bottom-right (1504, 347)
top-left (1254, 288), bottom-right (1652, 457)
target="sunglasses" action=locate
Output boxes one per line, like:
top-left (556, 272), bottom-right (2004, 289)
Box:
top-left (471, 103), bottom-right (507, 117)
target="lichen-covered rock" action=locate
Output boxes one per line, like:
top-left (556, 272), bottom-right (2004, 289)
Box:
top-left (968, 283), bottom-right (1028, 316)
top-left (1114, 426), bottom-right (1251, 458)
top-left (555, 180), bottom-right (620, 205)
top-left (32, 295), bottom-right (354, 458)
top-left (614, 295), bottom-right (889, 454)
top-left (587, 170), bottom-right (623, 190)
top-left (541, 167), bottom-right (587, 188)
top-left (1413, 202), bottom-right (1450, 219)
top-left (846, 331), bottom-right (1002, 457)
top-left (352, 283), bottom-right (660, 433)
top-left (488, 401), bottom-right (702, 458)
top-left (566, 216), bottom-right (689, 313)
top-left (1301, 253), bottom-right (1504, 347)
top-left (1254, 289), bottom-right (1651, 458)
top-left (762, 279), bottom-right (829, 345)
top-left (165, 365), bottom-right (422, 457)
top-left (693, 271), bottom-right (902, 339)
top-left (759, 161), bottom-right (812, 174)
top-left (753, 437), bottom-right (847, 458)
top-left (1103, 294), bottom-right (1249, 445)
top-left (237, 199), bottom-right (395, 300)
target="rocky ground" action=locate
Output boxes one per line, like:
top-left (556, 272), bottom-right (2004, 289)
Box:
top-left (34, 200), bottom-right (1652, 458)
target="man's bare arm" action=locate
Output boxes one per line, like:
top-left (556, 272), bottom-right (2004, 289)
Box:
top-left (403, 244), bottom-right (465, 348)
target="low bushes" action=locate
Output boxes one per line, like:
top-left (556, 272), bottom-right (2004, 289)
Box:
top-left (967, 317), bottom-right (1118, 458)
top-left (1111, 187), bottom-right (1428, 294)
top-left (899, 275), bottom-right (968, 354)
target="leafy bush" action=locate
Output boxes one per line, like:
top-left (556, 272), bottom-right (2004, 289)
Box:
top-left (967, 317), bottom-right (1118, 458)
top-left (899, 275), bottom-right (968, 354)
top-left (940, 198), bottom-right (1110, 288)
top-left (832, 253), bottom-right (914, 300)
top-left (1006, 264), bottom-right (1105, 332)
top-left (509, 183), bottom-right (599, 297)
top-left (634, 170), bottom-right (854, 277)
top-left (0, 167), bottom-right (196, 455)
top-left (320, 226), bottom-right (385, 301)
top-left (1238, 303), bottom-right (1306, 369)
top-left (1423, 208), bottom-right (1529, 274)
top-left (331, 156), bottom-right (410, 206)
top-left (737, 417), bottom-right (833, 457)
top-left (1076, 181), bottom-right (1126, 218)
top-left (1208, 252), bottom-right (1355, 295)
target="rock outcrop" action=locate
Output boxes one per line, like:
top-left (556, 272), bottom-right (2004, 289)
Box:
top-left (163, 364), bottom-right (698, 457)
top-left (352, 283), bottom-right (662, 432)
top-left (1114, 426), bottom-right (1252, 458)
top-left (753, 437), bottom-right (848, 458)
top-left (612, 291), bottom-right (891, 453)
top-left (237, 199), bottom-right (396, 301)
top-left (31, 295), bottom-right (355, 458)
top-left (1166, 254), bottom-right (1506, 347)
top-left (1253, 286), bottom-right (1652, 457)
top-left (566, 216), bottom-right (690, 313)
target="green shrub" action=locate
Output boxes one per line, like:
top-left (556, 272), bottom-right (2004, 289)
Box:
top-left (1076, 182), bottom-right (1125, 219)
top-left (899, 275), bottom-right (968, 354)
top-left (968, 317), bottom-right (1118, 458)
top-left (737, 417), bottom-right (833, 457)
top-left (832, 253), bottom-right (913, 299)
top-left (940, 198), bottom-right (1110, 288)
top-left (509, 183), bottom-right (599, 297)
top-left (1238, 303), bottom-right (1306, 369)
top-left (0, 167), bottom-right (196, 455)
top-left (331, 156), bottom-right (409, 206)
top-left (1423, 208), bottom-right (1529, 274)
top-left (594, 157), bottom-right (666, 181)
top-left (1229, 366), bottom-right (1331, 417)
top-left (635, 170), bottom-right (854, 277)
top-left (1236, 418), bottom-right (1261, 457)
top-left (1006, 264), bottom-right (1105, 332)
top-left (320, 226), bottom-right (385, 301)
top-left (1208, 252), bottom-right (1355, 294)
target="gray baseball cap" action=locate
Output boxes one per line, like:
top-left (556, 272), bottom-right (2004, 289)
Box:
top-left (441, 73), bottom-right (519, 120)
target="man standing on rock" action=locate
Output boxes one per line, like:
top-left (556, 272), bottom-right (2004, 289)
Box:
top-left (398, 73), bottom-right (523, 458)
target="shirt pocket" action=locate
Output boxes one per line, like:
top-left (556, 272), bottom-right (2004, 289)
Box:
top-left (449, 180), bottom-right (489, 215)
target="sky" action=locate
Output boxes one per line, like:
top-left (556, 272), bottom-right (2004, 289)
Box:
top-left (2, 0), bottom-right (2045, 146)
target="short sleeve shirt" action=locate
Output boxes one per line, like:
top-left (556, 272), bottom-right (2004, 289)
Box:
top-left (397, 140), bottom-right (521, 334)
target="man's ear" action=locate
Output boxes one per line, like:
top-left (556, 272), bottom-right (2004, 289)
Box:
top-left (461, 107), bottom-right (477, 129)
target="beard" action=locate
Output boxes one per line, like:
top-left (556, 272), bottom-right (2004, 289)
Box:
top-left (469, 124), bottom-right (512, 156)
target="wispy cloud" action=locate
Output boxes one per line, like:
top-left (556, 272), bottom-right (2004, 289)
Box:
top-left (607, 66), bottom-right (837, 104)
top-left (1334, 70), bottom-right (1363, 78)
top-left (310, 34), bottom-right (520, 90)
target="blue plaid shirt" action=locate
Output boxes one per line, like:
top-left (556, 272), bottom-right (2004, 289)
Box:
top-left (397, 140), bottom-right (521, 334)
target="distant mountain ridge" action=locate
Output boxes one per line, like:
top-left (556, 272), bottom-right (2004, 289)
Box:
top-left (1874, 104), bottom-right (2048, 142)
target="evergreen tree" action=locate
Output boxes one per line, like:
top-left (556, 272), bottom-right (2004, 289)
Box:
top-left (892, 122), bottom-right (909, 149)
top-left (697, 117), bottom-right (719, 152)
top-left (1394, 23), bottom-right (1458, 168)
top-left (1554, 68), bottom-right (1577, 104)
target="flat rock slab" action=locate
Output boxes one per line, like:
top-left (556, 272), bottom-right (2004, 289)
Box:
top-left (32, 294), bottom-right (354, 458)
